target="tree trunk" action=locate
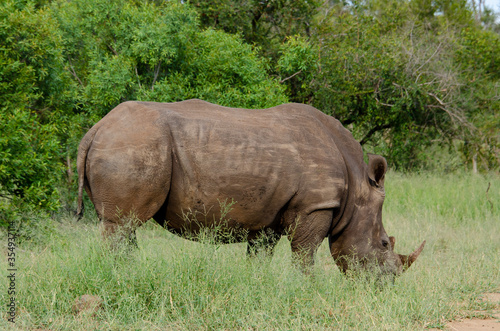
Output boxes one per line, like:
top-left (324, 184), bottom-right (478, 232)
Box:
top-left (472, 153), bottom-right (478, 174)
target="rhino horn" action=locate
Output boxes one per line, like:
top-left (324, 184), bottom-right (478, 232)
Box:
top-left (398, 240), bottom-right (426, 271)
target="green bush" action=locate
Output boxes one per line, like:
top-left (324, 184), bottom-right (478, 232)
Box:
top-left (0, 1), bottom-right (72, 223)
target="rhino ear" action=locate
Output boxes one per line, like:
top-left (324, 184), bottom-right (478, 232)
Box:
top-left (368, 154), bottom-right (388, 187)
top-left (389, 236), bottom-right (396, 250)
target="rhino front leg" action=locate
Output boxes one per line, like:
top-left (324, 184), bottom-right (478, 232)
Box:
top-left (128, 229), bottom-right (138, 248)
top-left (246, 229), bottom-right (281, 257)
top-left (287, 209), bottom-right (333, 272)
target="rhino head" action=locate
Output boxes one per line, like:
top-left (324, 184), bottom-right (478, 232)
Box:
top-left (329, 154), bottom-right (425, 278)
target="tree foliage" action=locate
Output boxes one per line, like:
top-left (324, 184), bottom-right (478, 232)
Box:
top-left (0, 1), bottom-right (73, 221)
top-left (53, 0), bottom-right (287, 117)
top-left (0, 0), bottom-right (287, 222)
top-left (189, 0), bottom-right (319, 58)
top-left (278, 0), bottom-right (499, 169)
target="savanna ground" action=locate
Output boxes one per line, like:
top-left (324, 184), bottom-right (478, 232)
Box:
top-left (1, 172), bottom-right (499, 330)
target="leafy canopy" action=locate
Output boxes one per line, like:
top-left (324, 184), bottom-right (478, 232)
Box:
top-left (0, 0), bottom-right (287, 223)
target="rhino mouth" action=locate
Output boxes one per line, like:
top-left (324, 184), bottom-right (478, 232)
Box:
top-left (334, 238), bottom-right (426, 277)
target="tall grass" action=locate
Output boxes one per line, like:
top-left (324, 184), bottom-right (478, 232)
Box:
top-left (1, 172), bottom-right (499, 330)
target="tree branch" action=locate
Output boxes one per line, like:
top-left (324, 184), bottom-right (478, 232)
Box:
top-left (152, 62), bottom-right (161, 91)
top-left (66, 155), bottom-right (73, 185)
top-left (375, 96), bottom-right (394, 107)
top-left (415, 42), bottom-right (442, 74)
top-left (280, 70), bottom-right (302, 83)
top-left (359, 123), bottom-right (391, 146)
top-left (107, 44), bottom-right (119, 56)
top-left (427, 93), bottom-right (474, 131)
top-left (67, 57), bottom-right (84, 87)
top-left (135, 66), bottom-right (142, 89)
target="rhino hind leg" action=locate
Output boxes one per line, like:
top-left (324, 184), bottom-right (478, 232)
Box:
top-left (100, 219), bottom-right (138, 249)
top-left (89, 151), bottom-right (172, 248)
top-left (246, 229), bottom-right (281, 257)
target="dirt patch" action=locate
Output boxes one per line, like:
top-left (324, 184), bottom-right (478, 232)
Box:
top-left (483, 293), bottom-right (500, 305)
top-left (439, 293), bottom-right (500, 331)
top-left (446, 319), bottom-right (499, 331)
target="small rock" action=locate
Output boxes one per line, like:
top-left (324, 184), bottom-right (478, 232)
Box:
top-left (72, 294), bottom-right (103, 316)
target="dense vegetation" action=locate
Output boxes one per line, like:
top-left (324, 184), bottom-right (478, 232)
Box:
top-left (0, 0), bottom-right (499, 222)
top-left (1, 173), bottom-right (498, 329)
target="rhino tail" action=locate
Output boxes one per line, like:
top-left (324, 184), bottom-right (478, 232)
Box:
top-left (76, 126), bottom-right (98, 221)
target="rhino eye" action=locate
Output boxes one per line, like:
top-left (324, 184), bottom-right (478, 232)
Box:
top-left (382, 240), bottom-right (389, 249)
top-left (368, 178), bottom-right (379, 188)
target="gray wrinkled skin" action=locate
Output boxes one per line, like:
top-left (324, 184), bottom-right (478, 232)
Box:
top-left (77, 99), bottom-right (423, 275)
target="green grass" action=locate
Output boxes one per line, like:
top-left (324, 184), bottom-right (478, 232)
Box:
top-left (1, 172), bottom-right (499, 330)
